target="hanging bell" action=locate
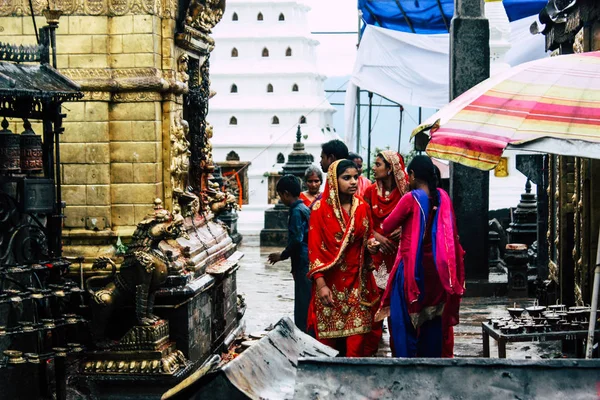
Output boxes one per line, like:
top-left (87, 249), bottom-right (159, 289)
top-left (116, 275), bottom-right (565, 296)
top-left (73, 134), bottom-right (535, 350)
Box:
top-left (20, 120), bottom-right (43, 172)
top-left (0, 118), bottom-right (21, 172)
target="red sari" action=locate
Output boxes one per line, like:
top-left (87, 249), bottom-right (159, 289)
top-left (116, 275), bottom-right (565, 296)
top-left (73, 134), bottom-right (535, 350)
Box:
top-left (299, 191), bottom-right (319, 209)
top-left (307, 160), bottom-right (379, 356)
top-left (363, 151), bottom-right (408, 355)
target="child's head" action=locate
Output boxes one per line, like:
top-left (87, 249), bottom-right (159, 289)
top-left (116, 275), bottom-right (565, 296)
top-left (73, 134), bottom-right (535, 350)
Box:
top-left (276, 175), bottom-right (302, 206)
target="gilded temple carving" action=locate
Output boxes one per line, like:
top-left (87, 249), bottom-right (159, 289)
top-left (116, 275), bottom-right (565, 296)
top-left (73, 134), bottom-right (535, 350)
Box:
top-left (170, 115), bottom-right (191, 194)
top-left (0, 0), bottom-right (165, 16)
top-left (185, 0), bottom-right (225, 34)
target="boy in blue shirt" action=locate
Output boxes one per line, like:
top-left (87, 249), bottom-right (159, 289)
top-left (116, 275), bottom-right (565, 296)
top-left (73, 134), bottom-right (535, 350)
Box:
top-left (268, 175), bottom-right (311, 333)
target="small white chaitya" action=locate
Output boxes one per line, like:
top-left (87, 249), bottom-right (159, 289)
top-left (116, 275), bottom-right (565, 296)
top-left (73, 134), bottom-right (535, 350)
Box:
top-left (209, 0), bottom-right (336, 232)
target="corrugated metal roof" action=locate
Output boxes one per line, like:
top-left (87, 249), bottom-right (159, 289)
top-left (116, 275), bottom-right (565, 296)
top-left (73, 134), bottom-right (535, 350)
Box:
top-left (0, 62), bottom-right (82, 102)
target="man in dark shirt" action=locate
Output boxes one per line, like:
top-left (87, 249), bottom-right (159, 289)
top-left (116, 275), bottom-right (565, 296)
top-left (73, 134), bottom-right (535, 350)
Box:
top-left (268, 175), bottom-right (311, 333)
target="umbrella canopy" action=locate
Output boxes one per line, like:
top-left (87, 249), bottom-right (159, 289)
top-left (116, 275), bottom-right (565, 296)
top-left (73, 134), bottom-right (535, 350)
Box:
top-left (412, 51), bottom-right (600, 170)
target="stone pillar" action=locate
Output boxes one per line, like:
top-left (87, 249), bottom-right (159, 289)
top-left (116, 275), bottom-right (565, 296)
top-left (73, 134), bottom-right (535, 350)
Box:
top-left (260, 127), bottom-right (313, 246)
top-left (450, 0), bottom-right (490, 280)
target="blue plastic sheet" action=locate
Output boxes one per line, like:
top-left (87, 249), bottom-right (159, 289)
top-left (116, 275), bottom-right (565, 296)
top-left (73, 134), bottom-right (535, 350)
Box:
top-left (359, 0), bottom-right (547, 34)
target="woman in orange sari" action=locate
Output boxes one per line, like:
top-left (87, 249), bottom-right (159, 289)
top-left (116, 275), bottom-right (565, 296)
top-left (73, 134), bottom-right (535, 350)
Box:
top-left (307, 159), bottom-right (379, 357)
top-left (363, 151), bottom-right (409, 355)
top-left (299, 165), bottom-right (322, 208)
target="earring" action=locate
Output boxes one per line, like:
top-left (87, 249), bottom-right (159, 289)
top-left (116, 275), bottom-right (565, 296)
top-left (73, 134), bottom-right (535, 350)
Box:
top-left (387, 171), bottom-right (391, 176)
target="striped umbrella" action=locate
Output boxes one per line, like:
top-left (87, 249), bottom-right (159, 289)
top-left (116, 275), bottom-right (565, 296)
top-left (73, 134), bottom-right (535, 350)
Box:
top-left (412, 51), bottom-right (600, 170)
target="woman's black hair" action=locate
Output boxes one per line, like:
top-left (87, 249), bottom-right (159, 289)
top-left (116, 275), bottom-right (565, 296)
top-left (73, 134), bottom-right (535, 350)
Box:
top-left (407, 155), bottom-right (438, 206)
top-left (335, 159), bottom-right (357, 177)
top-left (376, 152), bottom-right (391, 169)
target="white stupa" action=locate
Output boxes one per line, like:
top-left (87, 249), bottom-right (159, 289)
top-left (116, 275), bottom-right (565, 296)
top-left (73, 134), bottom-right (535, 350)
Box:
top-left (209, 0), bottom-right (337, 233)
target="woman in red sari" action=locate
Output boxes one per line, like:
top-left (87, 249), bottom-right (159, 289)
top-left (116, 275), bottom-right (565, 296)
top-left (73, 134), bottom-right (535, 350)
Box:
top-left (299, 165), bottom-right (322, 208)
top-left (307, 159), bottom-right (379, 357)
top-left (363, 151), bottom-right (409, 355)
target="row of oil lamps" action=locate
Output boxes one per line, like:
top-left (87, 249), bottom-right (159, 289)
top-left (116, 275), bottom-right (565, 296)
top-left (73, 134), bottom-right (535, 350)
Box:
top-left (0, 118), bottom-right (43, 173)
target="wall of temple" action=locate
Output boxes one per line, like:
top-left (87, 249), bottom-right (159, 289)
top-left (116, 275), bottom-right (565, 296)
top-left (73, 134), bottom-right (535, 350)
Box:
top-left (0, 0), bottom-right (220, 264)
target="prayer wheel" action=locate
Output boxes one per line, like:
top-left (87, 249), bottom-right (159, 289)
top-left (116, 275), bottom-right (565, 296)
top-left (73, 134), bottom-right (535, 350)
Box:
top-left (0, 118), bottom-right (20, 172)
top-left (20, 120), bottom-right (43, 172)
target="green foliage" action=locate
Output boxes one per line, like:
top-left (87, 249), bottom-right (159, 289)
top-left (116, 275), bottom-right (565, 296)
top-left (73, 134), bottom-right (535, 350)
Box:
top-left (115, 236), bottom-right (128, 255)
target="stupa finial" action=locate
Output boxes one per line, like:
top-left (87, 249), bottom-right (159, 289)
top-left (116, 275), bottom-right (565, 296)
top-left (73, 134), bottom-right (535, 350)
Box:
top-left (296, 125), bottom-right (301, 143)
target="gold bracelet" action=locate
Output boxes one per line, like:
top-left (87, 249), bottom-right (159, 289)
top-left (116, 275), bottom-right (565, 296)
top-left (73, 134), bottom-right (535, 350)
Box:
top-left (316, 284), bottom-right (327, 292)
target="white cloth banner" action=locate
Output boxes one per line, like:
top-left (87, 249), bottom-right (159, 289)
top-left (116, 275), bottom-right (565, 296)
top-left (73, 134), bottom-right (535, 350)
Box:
top-left (344, 15), bottom-right (547, 149)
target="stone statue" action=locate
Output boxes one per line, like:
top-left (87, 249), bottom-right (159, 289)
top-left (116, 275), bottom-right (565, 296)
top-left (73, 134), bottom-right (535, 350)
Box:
top-left (186, 0), bottom-right (226, 34)
top-left (203, 123), bottom-right (214, 167)
top-left (170, 116), bottom-right (191, 193)
top-left (177, 53), bottom-right (190, 85)
top-left (86, 199), bottom-right (187, 343)
top-left (204, 180), bottom-right (240, 215)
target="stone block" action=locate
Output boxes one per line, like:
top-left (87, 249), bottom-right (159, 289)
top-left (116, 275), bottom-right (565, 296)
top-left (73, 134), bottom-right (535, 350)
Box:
top-left (109, 35), bottom-right (123, 54)
top-left (62, 185), bottom-right (87, 206)
top-left (109, 102), bottom-right (157, 121)
top-left (85, 143), bottom-right (110, 164)
top-left (133, 15), bottom-right (154, 33)
top-left (131, 121), bottom-right (157, 141)
top-left (56, 35), bottom-right (92, 54)
top-left (85, 102), bottom-right (109, 122)
top-left (134, 53), bottom-right (154, 67)
top-left (87, 164), bottom-right (110, 184)
top-left (92, 35), bottom-right (108, 54)
top-left (133, 163), bottom-right (156, 183)
top-left (63, 164), bottom-right (89, 185)
top-left (109, 121), bottom-right (133, 141)
top-left (86, 185), bottom-right (110, 206)
top-left (86, 206), bottom-right (111, 228)
top-left (153, 34), bottom-right (161, 54)
top-left (63, 121), bottom-right (109, 143)
top-left (69, 16), bottom-right (108, 35)
top-left (110, 142), bottom-right (157, 163)
top-left (56, 55), bottom-right (69, 68)
top-left (111, 183), bottom-right (161, 204)
top-left (64, 206), bottom-right (87, 228)
top-left (110, 15), bottom-right (134, 35)
top-left (161, 18), bottom-right (175, 38)
top-left (111, 204), bottom-right (135, 226)
top-left (64, 102), bottom-right (85, 122)
top-left (60, 143), bottom-right (86, 163)
top-left (162, 56), bottom-right (174, 70)
top-left (134, 204), bottom-right (154, 222)
top-left (69, 54), bottom-right (108, 69)
top-left (161, 38), bottom-right (174, 59)
top-left (109, 53), bottom-right (135, 68)
top-left (110, 163), bottom-right (133, 183)
top-left (0, 17), bottom-right (23, 35)
top-left (123, 34), bottom-right (154, 53)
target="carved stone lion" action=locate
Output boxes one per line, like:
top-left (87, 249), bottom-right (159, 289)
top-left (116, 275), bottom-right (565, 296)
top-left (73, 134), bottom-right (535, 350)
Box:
top-left (86, 200), bottom-right (187, 343)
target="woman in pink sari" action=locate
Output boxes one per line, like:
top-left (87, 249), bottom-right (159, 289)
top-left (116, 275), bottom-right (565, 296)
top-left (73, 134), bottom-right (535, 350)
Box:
top-left (374, 155), bottom-right (465, 357)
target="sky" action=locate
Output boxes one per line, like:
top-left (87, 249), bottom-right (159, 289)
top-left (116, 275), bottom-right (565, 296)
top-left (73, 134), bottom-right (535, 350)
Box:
top-left (302, 0), bottom-right (435, 159)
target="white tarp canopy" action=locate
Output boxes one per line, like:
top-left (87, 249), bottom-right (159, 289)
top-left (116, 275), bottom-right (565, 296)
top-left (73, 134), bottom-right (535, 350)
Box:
top-left (344, 15), bottom-right (547, 149)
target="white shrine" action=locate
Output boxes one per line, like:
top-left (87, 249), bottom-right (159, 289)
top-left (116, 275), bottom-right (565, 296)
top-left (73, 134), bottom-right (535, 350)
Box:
top-left (209, 0), bottom-right (337, 233)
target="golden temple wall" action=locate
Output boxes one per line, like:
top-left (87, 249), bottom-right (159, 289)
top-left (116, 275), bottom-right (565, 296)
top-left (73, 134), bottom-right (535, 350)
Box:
top-left (0, 0), bottom-right (212, 262)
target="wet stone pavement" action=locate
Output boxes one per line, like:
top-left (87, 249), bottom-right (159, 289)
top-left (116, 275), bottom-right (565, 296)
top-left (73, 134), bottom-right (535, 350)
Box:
top-left (236, 236), bottom-right (562, 359)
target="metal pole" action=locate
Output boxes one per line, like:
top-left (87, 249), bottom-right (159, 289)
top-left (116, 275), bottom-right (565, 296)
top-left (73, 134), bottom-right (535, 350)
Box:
top-left (366, 92), bottom-right (373, 178)
top-left (397, 105), bottom-right (404, 153)
top-left (355, 13), bottom-right (363, 152)
top-left (585, 228), bottom-right (600, 359)
top-left (418, 107), bottom-right (422, 124)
